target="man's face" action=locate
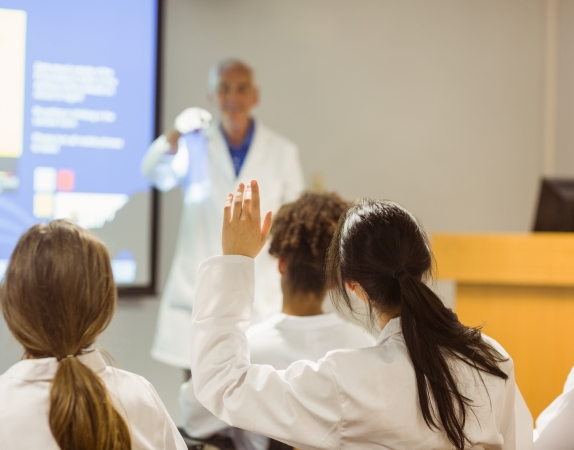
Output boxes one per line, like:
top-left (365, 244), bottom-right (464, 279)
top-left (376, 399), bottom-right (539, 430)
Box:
top-left (211, 66), bottom-right (259, 125)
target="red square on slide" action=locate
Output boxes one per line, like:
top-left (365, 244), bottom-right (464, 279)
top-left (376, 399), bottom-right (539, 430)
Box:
top-left (57, 170), bottom-right (75, 191)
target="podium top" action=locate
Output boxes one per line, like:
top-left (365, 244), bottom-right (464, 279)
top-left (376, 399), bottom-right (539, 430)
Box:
top-left (432, 233), bottom-right (574, 286)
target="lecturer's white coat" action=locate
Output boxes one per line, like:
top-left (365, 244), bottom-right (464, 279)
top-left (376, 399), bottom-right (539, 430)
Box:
top-left (191, 256), bottom-right (533, 450)
top-left (143, 120), bottom-right (304, 368)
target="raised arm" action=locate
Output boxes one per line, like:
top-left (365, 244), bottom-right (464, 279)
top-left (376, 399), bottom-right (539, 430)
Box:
top-left (179, 378), bottom-right (230, 439)
top-left (190, 182), bottom-right (342, 450)
top-left (141, 108), bottom-right (211, 191)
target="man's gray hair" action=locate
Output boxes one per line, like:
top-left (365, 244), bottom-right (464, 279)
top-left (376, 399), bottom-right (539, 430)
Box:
top-left (208, 58), bottom-right (257, 92)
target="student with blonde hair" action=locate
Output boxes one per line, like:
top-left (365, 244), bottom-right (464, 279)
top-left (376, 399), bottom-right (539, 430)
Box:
top-left (190, 181), bottom-right (531, 449)
top-left (0, 220), bottom-right (186, 450)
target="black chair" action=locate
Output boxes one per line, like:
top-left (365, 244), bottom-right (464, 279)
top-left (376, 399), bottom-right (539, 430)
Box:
top-left (178, 427), bottom-right (235, 450)
top-left (267, 439), bottom-right (295, 450)
top-left (179, 426), bottom-right (297, 450)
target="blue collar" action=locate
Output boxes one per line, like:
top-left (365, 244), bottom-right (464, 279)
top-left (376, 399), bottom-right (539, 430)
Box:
top-left (222, 120), bottom-right (255, 176)
top-left (222, 119), bottom-right (255, 151)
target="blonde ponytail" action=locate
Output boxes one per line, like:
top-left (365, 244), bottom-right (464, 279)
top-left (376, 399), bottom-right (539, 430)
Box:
top-left (0, 220), bottom-right (131, 449)
top-left (49, 357), bottom-right (131, 449)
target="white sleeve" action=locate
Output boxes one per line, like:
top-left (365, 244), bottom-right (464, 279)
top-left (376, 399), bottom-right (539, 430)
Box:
top-left (141, 134), bottom-right (189, 192)
top-left (281, 143), bottom-right (305, 203)
top-left (145, 380), bottom-right (189, 450)
top-left (534, 383), bottom-right (574, 449)
top-left (562, 366), bottom-right (574, 393)
top-left (514, 385), bottom-right (533, 450)
top-left (190, 256), bottom-right (342, 450)
top-left (179, 378), bottom-right (230, 439)
top-left (476, 334), bottom-right (531, 450)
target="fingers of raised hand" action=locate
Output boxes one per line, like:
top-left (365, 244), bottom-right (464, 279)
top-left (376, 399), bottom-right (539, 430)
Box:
top-left (232, 183), bottom-right (245, 221)
top-left (250, 180), bottom-right (261, 222)
top-left (261, 210), bottom-right (273, 245)
top-left (223, 193), bottom-right (233, 223)
top-left (243, 183), bottom-right (253, 219)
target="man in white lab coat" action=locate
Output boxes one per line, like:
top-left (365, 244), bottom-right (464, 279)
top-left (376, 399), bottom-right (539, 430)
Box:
top-left (142, 59), bottom-right (304, 369)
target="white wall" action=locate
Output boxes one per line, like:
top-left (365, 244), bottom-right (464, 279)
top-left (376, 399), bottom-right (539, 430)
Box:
top-left (0, 0), bottom-right (550, 424)
top-left (162, 0), bottom-right (546, 232)
top-left (557, 0), bottom-right (574, 174)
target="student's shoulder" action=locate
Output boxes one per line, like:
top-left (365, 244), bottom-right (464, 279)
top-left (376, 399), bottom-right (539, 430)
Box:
top-left (318, 339), bottom-right (412, 386)
top-left (322, 333), bottom-right (401, 365)
top-left (481, 333), bottom-right (514, 371)
top-left (334, 317), bottom-right (377, 348)
top-left (105, 365), bottom-right (156, 385)
top-left (101, 368), bottom-right (185, 448)
top-left (246, 314), bottom-right (284, 339)
top-left (101, 366), bottom-right (161, 405)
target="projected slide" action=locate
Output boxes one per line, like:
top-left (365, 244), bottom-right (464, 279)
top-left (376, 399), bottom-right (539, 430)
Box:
top-left (0, 1), bottom-right (158, 288)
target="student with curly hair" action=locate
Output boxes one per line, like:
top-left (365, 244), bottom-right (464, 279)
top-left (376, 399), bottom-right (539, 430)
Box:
top-left (189, 181), bottom-right (532, 450)
top-left (180, 191), bottom-right (373, 449)
top-left (0, 220), bottom-right (187, 450)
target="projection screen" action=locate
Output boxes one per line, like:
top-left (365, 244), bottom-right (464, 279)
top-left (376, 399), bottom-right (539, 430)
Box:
top-left (0, 0), bottom-right (160, 294)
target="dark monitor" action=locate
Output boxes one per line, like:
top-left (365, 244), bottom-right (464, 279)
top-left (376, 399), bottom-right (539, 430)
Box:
top-left (533, 179), bottom-right (574, 231)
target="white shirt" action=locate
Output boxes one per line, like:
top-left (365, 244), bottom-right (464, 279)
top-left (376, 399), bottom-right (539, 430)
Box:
top-left (143, 119), bottom-right (304, 368)
top-left (247, 312), bottom-right (375, 368)
top-left (533, 366), bottom-right (574, 448)
top-left (0, 350), bottom-right (187, 450)
top-left (190, 255), bottom-right (533, 450)
top-left (180, 312), bottom-right (375, 449)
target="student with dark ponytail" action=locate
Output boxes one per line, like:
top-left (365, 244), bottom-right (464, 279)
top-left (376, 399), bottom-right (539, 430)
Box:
top-left (329, 199), bottom-right (532, 449)
top-left (190, 181), bottom-right (532, 449)
top-left (0, 220), bottom-right (187, 450)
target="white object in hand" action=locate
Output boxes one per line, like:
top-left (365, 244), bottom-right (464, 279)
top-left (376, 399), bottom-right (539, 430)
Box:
top-left (174, 107), bottom-right (212, 134)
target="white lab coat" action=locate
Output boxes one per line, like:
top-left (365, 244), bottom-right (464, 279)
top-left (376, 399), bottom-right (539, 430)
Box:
top-left (0, 350), bottom-right (187, 450)
top-left (143, 120), bottom-right (304, 368)
top-left (190, 256), bottom-right (533, 450)
top-left (533, 366), bottom-right (574, 448)
top-left (180, 312), bottom-right (375, 449)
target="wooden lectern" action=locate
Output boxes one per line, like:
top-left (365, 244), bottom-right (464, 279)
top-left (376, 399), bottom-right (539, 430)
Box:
top-left (432, 233), bottom-right (574, 419)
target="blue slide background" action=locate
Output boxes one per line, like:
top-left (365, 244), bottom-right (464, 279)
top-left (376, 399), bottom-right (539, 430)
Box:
top-left (0, 1), bottom-right (157, 277)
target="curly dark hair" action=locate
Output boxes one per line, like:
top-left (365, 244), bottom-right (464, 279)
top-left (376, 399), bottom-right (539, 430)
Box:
top-left (269, 191), bottom-right (349, 296)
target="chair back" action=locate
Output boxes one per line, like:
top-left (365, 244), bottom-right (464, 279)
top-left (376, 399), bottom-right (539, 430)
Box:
top-left (178, 427), bottom-right (235, 450)
top-left (267, 439), bottom-right (295, 450)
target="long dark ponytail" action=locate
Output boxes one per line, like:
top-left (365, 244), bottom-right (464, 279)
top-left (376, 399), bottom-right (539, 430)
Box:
top-left (326, 199), bottom-right (508, 449)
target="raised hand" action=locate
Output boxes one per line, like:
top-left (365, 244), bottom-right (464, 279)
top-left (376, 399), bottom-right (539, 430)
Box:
top-left (222, 180), bottom-right (272, 258)
top-left (174, 107), bottom-right (212, 134)
top-left (166, 107), bottom-right (213, 154)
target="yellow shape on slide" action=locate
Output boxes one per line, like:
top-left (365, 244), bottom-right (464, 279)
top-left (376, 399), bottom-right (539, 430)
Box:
top-left (0, 9), bottom-right (27, 158)
top-left (33, 193), bottom-right (54, 219)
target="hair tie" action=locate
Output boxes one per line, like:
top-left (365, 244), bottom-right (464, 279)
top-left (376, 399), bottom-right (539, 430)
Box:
top-left (57, 354), bottom-right (77, 362)
top-left (393, 268), bottom-right (406, 279)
